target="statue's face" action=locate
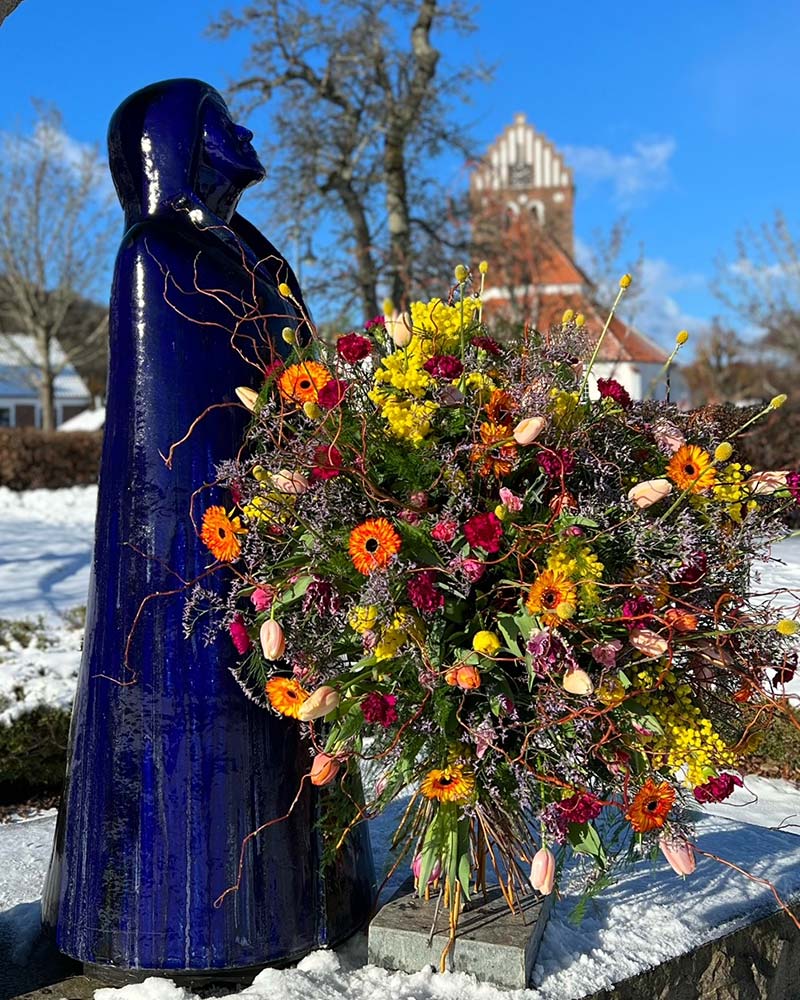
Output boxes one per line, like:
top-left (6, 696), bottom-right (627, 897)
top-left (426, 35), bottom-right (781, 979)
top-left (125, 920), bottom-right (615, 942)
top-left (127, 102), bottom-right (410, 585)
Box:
top-left (199, 94), bottom-right (265, 192)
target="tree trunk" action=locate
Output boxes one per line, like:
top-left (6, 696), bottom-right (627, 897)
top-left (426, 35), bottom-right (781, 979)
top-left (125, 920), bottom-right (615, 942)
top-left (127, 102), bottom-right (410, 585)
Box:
top-left (0, 0), bottom-right (24, 28)
top-left (384, 134), bottom-right (411, 308)
top-left (334, 181), bottom-right (380, 320)
top-left (40, 371), bottom-right (56, 431)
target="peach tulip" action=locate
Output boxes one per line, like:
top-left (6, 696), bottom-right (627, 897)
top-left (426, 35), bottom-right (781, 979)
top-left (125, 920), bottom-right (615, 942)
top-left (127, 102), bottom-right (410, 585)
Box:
top-left (530, 847), bottom-right (556, 895)
top-left (385, 310), bottom-right (414, 348)
top-left (629, 629), bottom-right (669, 659)
top-left (455, 664), bottom-right (481, 690)
top-left (745, 470), bottom-right (790, 495)
top-left (297, 685), bottom-right (340, 722)
top-left (259, 619), bottom-right (286, 660)
top-left (659, 836), bottom-right (696, 876)
top-left (272, 469), bottom-right (310, 495)
top-left (627, 478), bottom-right (673, 509)
top-left (310, 752), bottom-right (341, 787)
top-left (513, 416), bottom-right (547, 445)
top-left (562, 667), bottom-right (593, 695)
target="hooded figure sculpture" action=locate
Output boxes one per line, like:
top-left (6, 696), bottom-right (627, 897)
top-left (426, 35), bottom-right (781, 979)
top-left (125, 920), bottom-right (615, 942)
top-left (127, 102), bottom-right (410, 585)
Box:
top-left (42, 79), bottom-right (374, 976)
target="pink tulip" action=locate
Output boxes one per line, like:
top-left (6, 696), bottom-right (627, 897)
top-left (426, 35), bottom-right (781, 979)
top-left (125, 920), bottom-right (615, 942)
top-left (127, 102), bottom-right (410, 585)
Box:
top-left (745, 470), bottom-right (790, 495)
top-left (513, 416), bottom-right (547, 445)
top-left (659, 836), bottom-right (696, 877)
top-left (630, 629), bottom-right (669, 659)
top-left (385, 310), bottom-right (414, 348)
top-left (251, 587), bottom-right (273, 612)
top-left (627, 478), bottom-right (673, 509)
top-left (297, 685), bottom-right (340, 722)
top-left (530, 847), bottom-right (556, 895)
top-left (411, 853), bottom-right (442, 886)
top-left (272, 469), bottom-right (310, 495)
top-left (310, 752), bottom-right (341, 787)
top-left (259, 619), bottom-right (286, 660)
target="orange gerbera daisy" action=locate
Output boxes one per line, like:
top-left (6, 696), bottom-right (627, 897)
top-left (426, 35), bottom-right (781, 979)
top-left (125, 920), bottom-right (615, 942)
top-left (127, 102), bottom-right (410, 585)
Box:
top-left (349, 518), bottom-right (402, 575)
top-left (625, 778), bottom-right (676, 833)
top-left (470, 421), bottom-right (518, 478)
top-left (200, 505), bottom-right (246, 562)
top-left (420, 764), bottom-right (475, 803)
top-left (485, 388), bottom-right (517, 426)
top-left (667, 444), bottom-right (716, 493)
top-left (265, 676), bottom-right (309, 718)
top-left (525, 569), bottom-right (577, 626)
top-left (277, 360), bottom-right (332, 405)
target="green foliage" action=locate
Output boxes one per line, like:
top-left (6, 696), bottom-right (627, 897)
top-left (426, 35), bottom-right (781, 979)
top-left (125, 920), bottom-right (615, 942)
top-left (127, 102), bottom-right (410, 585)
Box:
top-left (0, 616), bottom-right (53, 653)
top-left (0, 707), bottom-right (70, 800)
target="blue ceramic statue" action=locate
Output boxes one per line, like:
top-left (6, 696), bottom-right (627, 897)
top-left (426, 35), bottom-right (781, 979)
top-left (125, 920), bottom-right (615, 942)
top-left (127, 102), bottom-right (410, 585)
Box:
top-left (42, 79), bottom-right (374, 977)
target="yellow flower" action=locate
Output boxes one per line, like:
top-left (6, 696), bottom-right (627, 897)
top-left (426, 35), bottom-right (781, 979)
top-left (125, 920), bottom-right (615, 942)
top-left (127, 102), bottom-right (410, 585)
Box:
top-left (420, 764), bottom-right (475, 804)
top-left (454, 263), bottom-right (469, 283)
top-left (776, 619), bottom-right (799, 636)
top-left (278, 282), bottom-right (292, 297)
top-left (667, 444), bottom-right (716, 493)
top-left (619, 273), bottom-right (632, 288)
top-left (770, 394), bottom-right (788, 409)
top-left (714, 442), bottom-right (733, 463)
top-left (525, 569), bottom-right (577, 627)
top-left (349, 605), bottom-right (379, 634)
top-left (561, 308), bottom-right (574, 324)
top-left (676, 329), bottom-right (689, 345)
top-left (479, 260), bottom-right (489, 274)
top-left (472, 630), bottom-right (501, 656)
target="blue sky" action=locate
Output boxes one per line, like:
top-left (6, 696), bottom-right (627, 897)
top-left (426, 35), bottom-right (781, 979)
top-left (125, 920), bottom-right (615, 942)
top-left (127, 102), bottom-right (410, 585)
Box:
top-left (1, 0), bottom-right (799, 346)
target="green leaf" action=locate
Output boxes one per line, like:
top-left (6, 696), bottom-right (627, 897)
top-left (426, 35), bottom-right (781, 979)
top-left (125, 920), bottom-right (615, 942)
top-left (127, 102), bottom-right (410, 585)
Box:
top-left (419, 807), bottom-right (450, 891)
top-left (496, 614), bottom-right (522, 657)
top-left (568, 822), bottom-right (608, 866)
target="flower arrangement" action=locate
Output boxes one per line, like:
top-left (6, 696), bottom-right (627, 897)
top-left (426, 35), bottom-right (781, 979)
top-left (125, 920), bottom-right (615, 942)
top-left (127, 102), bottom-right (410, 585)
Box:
top-left (188, 265), bottom-right (799, 961)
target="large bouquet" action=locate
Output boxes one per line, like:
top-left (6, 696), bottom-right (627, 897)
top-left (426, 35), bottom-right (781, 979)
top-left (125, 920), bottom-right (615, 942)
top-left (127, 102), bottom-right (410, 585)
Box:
top-left (189, 265), bottom-right (799, 958)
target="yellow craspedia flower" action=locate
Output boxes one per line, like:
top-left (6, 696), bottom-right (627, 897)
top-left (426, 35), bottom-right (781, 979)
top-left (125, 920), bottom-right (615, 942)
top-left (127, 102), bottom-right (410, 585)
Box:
top-left (454, 263), bottom-right (469, 283)
top-left (561, 308), bottom-right (574, 324)
top-left (494, 504), bottom-right (507, 520)
top-left (770, 394), bottom-right (788, 409)
top-left (619, 273), bottom-right (632, 288)
top-left (303, 401), bottom-right (322, 419)
top-left (676, 329), bottom-right (689, 345)
top-left (575, 313), bottom-right (585, 327)
top-left (278, 282), bottom-right (292, 297)
top-left (479, 260), bottom-right (489, 274)
top-left (348, 605), bottom-right (379, 634)
top-left (472, 630), bottom-right (501, 656)
top-left (775, 619), bottom-right (799, 636)
top-left (281, 326), bottom-right (296, 344)
top-left (714, 441), bottom-right (733, 463)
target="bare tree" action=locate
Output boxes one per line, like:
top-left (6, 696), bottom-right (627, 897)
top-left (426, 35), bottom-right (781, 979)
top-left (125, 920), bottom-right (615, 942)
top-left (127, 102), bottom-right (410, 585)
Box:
top-left (0, 107), bottom-right (115, 430)
top-left (682, 319), bottom-right (778, 405)
top-left (580, 216), bottom-right (644, 319)
top-left (714, 210), bottom-right (800, 368)
top-left (209, 0), bottom-right (489, 320)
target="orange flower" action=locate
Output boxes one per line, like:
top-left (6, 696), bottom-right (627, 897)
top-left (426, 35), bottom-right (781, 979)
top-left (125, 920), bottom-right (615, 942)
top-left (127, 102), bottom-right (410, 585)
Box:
top-left (349, 518), bottom-right (402, 575)
top-left (470, 421), bottom-right (517, 478)
top-left (667, 444), bottom-right (716, 493)
top-left (525, 569), bottom-right (577, 627)
top-left (626, 779), bottom-right (676, 833)
top-left (277, 360), bottom-right (332, 405)
top-left (485, 389), bottom-right (517, 426)
top-left (665, 608), bottom-right (699, 633)
top-left (265, 676), bottom-right (309, 718)
top-left (420, 764), bottom-right (474, 803)
top-left (200, 505), bottom-right (246, 562)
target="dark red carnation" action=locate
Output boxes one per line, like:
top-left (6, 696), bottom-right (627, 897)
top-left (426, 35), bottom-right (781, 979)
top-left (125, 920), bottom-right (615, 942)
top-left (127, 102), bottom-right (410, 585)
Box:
top-left (463, 511), bottom-right (503, 553)
top-left (317, 379), bottom-right (349, 409)
top-left (407, 569), bottom-right (444, 614)
top-left (364, 315), bottom-right (385, 330)
top-left (556, 792), bottom-right (602, 824)
top-left (693, 772), bottom-right (743, 804)
top-left (471, 336), bottom-right (503, 357)
top-left (311, 443), bottom-right (344, 481)
top-left (336, 332), bottom-right (372, 363)
top-left (538, 448), bottom-right (576, 478)
top-left (228, 614), bottom-right (251, 655)
top-left (788, 471), bottom-right (800, 503)
top-left (423, 354), bottom-right (463, 380)
top-left (263, 358), bottom-right (285, 380)
top-left (597, 377), bottom-right (632, 409)
top-left (230, 481), bottom-right (243, 506)
top-left (676, 551), bottom-right (708, 586)
top-left (361, 692), bottom-right (398, 727)
top-left (622, 595), bottom-right (657, 631)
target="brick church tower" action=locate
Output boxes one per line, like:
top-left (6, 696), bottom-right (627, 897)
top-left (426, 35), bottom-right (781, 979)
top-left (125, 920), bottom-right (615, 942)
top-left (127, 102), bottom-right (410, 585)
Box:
top-left (470, 114), bottom-right (675, 401)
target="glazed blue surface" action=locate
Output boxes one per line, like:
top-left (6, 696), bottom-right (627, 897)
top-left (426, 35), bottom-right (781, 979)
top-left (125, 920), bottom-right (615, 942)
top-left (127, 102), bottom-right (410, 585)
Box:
top-left (42, 79), bottom-right (374, 972)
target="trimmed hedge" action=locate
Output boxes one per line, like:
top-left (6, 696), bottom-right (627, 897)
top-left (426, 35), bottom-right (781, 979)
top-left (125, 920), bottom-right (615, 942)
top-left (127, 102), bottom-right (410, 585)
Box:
top-left (0, 427), bottom-right (102, 490)
top-left (0, 706), bottom-right (70, 803)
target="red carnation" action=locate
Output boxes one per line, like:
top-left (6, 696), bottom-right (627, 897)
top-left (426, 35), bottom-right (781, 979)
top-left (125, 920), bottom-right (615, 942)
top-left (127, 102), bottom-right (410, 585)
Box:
top-left (471, 336), bottom-right (503, 356)
top-left (311, 443), bottom-right (344, 481)
top-left (263, 358), bottom-right (285, 380)
top-left (463, 511), bottom-right (503, 553)
top-left (693, 772), bottom-right (743, 804)
top-left (431, 519), bottom-right (457, 543)
top-left (556, 792), bottom-right (602, 824)
top-left (407, 569), bottom-right (444, 614)
top-left (229, 614), bottom-right (251, 655)
top-left (318, 379), bottom-right (349, 409)
top-left (538, 448), bottom-right (576, 479)
top-left (423, 354), bottom-right (463, 380)
top-left (597, 377), bottom-right (632, 409)
top-left (361, 692), bottom-right (398, 727)
top-left (337, 332), bottom-right (372, 363)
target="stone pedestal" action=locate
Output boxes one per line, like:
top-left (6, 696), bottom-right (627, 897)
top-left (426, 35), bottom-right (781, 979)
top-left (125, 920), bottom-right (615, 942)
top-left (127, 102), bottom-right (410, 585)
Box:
top-left (368, 883), bottom-right (553, 990)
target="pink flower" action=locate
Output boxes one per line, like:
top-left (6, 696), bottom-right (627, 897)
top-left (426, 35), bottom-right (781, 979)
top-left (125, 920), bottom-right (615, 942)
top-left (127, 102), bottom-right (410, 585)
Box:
top-left (263, 358), bottom-right (285, 380)
top-left (499, 487), bottom-right (522, 512)
top-left (693, 772), bottom-right (743, 804)
top-left (251, 587), bottom-right (274, 612)
top-left (229, 614), bottom-right (251, 655)
top-left (361, 692), bottom-right (398, 727)
top-left (464, 511), bottom-right (503, 553)
top-left (317, 379), bottom-right (349, 409)
top-left (659, 836), bottom-right (696, 876)
top-left (336, 332), bottom-right (372, 363)
top-left (364, 314), bottom-right (385, 330)
top-left (431, 519), bottom-right (457, 543)
top-left (398, 509), bottom-right (421, 524)
top-left (310, 752), bottom-right (341, 787)
top-left (407, 570), bottom-right (444, 614)
top-left (310, 444), bottom-right (344, 481)
top-left (530, 847), bottom-right (556, 895)
top-left (591, 640), bottom-right (622, 668)
top-left (622, 595), bottom-right (657, 631)
top-left (450, 556), bottom-right (485, 583)
top-left (259, 619), bottom-right (285, 660)
top-left (411, 853), bottom-right (442, 886)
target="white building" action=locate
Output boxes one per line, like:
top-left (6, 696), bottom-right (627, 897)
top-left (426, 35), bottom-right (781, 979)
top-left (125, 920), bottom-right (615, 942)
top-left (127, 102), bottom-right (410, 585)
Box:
top-left (0, 334), bottom-right (93, 428)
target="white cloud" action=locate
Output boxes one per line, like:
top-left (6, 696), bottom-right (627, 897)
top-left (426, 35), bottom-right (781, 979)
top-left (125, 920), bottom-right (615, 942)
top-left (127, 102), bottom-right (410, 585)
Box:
top-left (0, 121), bottom-right (112, 199)
top-left (634, 258), bottom-right (709, 347)
top-left (562, 138), bottom-right (676, 202)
